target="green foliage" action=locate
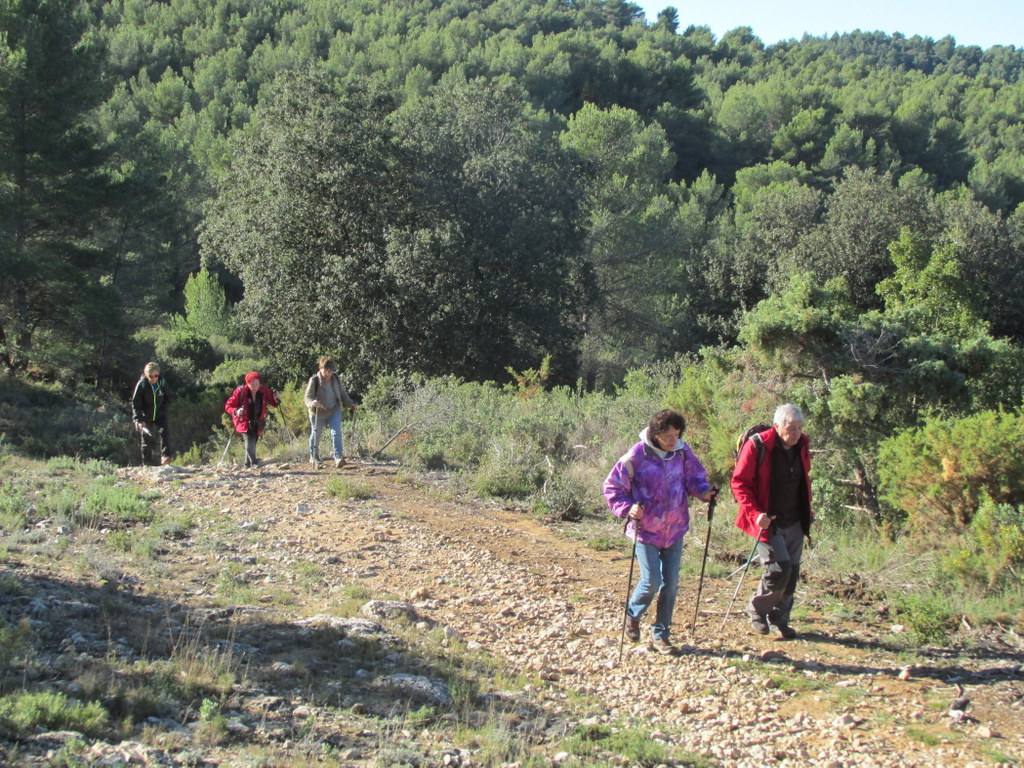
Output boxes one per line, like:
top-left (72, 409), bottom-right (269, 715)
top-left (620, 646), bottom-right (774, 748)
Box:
top-left (878, 410), bottom-right (1024, 533)
top-left (0, 481), bottom-right (27, 532)
top-left (892, 592), bottom-right (954, 645)
top-left (80, 477), bottom-right (156, 526)
top-left (532, 470), bottom-right (599, 522)
top-left (0, 691), bottom-right (109, 740)
top-left (324, 477), bottom-right (375, 501)
top-left (0, 618), bottom-right (32, 668)
top-left (943, 499), bottom-right (1024, 592)
top-left (171, 269), bottom-right (234, 339)
top-left (155, 329), bottom-right (219, 380)
top-left (562, 723), bottom-right (680, 767)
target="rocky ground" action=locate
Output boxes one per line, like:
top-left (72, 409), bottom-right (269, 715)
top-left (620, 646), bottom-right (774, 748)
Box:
top-left (2, 457), bottom-right (1022, 767)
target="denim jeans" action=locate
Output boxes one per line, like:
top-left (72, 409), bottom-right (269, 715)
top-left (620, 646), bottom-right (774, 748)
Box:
top-left (748, 521), bottom-right (804, 627)
top-left (627, 537), bottom-right (684, 640)
top-left (309, 409), bottom-right (343, 459)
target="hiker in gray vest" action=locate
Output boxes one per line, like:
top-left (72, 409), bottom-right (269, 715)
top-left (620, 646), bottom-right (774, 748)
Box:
top-left (731, 403), bottom-right (813, 639)
top-left (304, 356), bottom-right (357, 468)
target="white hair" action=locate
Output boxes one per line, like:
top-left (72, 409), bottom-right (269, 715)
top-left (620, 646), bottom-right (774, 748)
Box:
top-left (773, 403), bottom-right (804, 426)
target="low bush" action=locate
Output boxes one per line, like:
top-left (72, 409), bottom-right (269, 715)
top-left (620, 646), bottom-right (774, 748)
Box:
top-left (942, 498), bottom-right (1024, 592)
top-left (0, 691), bottom-right (109, 739)
top-left (878, 410), bottom-right (1024, 534)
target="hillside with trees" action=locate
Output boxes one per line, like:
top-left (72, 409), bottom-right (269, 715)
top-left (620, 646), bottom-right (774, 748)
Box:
top-left (1, 0), bottom-right (1023, 664)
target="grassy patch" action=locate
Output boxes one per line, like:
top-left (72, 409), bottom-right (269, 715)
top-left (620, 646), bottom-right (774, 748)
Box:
top-left (324, 476), bottom-right (376, 501)
top-left (0, 691), bottom-right (109, 739)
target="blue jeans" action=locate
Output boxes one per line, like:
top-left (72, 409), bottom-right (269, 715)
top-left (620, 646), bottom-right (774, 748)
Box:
top-left (627, 538), bottom-right (683, 640)
top-left (309, 409), bottom-right (343, 459)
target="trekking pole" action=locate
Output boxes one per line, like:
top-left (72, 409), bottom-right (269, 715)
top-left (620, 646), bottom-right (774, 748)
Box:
top-left (274, 394), bottom-right (300, 443)
top-left (371, 421), bottom-right (418, 459)
top-left (217, 429), bottom-right (233, 467)
top-left (719, 536), bottom-right (760, 632)
top-left (617, 515), bottom-right (639, 665)
top-left (690, 493), bottom-right (718, 634)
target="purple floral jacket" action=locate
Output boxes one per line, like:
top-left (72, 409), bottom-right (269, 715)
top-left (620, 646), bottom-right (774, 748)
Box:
top-left (603, 431), bottom-right (712, 550)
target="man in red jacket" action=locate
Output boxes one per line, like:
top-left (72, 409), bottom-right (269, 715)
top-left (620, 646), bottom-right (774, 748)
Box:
top-left (731, 404), bottom-right (813, 639)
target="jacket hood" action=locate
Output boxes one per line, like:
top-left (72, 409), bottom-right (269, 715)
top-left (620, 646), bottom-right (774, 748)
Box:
top-left (639, 427), bottom-right (685, 457)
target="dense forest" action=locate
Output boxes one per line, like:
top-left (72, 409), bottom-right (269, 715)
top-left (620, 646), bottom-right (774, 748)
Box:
top-left (2, 0), bottom-right (1024, 578)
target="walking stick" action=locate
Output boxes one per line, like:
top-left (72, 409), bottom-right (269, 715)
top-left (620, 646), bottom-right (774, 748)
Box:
top-left (618, 516), bottom-right (639, 665)
top-left (719, 536), bottom-right (760, 632)
top-left (274, 394), bottom-right (300, 443)
top-left (217, 429), bottom-right (233, 467)
top-left (690, 494), bottom-right (718, 634)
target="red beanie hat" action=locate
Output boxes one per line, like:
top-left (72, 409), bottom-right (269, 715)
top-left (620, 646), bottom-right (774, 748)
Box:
top-left (244, 372), bottom-right (261, 385)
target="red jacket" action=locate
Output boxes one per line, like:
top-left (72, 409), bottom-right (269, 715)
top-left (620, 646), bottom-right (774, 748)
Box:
top-left (731, 427), bottom-right (812, 541)
top-left (225, 385), bottom-right (280, 434)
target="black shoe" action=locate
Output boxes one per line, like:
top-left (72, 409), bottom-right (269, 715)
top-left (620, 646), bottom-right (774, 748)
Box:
top-left (625, 615), bottom-right (641, 642)
top-left (651, 637), bottom-right (679, 656)
top-left (750, 617), bottom-right (770, 635)
top-left (774, 624), bottom-right (797, 639)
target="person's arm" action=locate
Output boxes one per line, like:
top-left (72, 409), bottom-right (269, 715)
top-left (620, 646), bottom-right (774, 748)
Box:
top-left (335, 375), bottom-right (357, 410)
top-left (731, 438), bottom-right (767, 528)
top-left (265, 387), bottom-right (280, 407)
top-left (130, 380), bottom-right (145, 422)
top-left (303, 376), bottom-right (320, 410)
top-left (225, 387), bottom-right (243, 416)
top-left (681, 444), bottom-right (714, 500)
top-left (161, 377), bottom-right (173, 407)
top-left (603, 458), bottom-right (637, 520)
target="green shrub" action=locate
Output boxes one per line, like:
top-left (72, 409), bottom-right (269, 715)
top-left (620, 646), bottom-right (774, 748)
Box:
top-left (79, 478), bottom-right (155, 526)
top-left (532, 470), bottom-right (598, 521)
top-left (892, 592), bottom-right (954, 644)
top-left (878, 410), bottom-right (1024, 534)
top-left (325, 477), bottom-right (375, 500)
top-left (0, 618), bottom-right (33, 667)
top-left (942, 498), bottom-right (1024, 592)
top-left (156, 330), bottom-right (219, 379)
top-left (0, 691), bottom-right (109, 739)
top-left (0, 481), bottom-right (27, 532)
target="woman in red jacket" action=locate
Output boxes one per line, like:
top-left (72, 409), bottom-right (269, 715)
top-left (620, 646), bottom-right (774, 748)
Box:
top-left (225, 372), bottom-right (280, 468)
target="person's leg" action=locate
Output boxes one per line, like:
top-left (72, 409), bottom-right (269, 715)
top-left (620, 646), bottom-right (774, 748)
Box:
top-left (244, 432), bottom-right (259, 467)
top-left (748, 527), bottom-right (793, 626)
top-left (140, 427), bottom-right (154, 466)
top-left (309, 413), bottom-right (322, 461)
top-left (652, 538), bottom-right (683, 640)
top-left (157, 418), bottom-right (171, 463)
top-left (327, 410), bottom-right (343, 459)
top-left (628, 541), bottom-right (663, 622)
top-left (772, 523), bottom-right (805, 627)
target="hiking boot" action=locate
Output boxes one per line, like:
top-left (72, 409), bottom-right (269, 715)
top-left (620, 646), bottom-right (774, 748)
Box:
top-left (774, 624), bottom-right (797, 639)
top-left (750, 617), bottom-right (770, 635)
top-left (334, 457), bottom-right (346, 469)
top-left (310, 455), bottom-right (322, 468)
top-left (625, 615), bottom-right (641, 643)
top-left (160, 455), bottom-right (171, 466)
top-left (650, 637), bottom-right (679, 656)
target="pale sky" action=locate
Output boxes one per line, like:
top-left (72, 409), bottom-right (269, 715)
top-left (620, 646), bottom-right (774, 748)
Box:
top-left (637, 0), bottom-right (1023, 49)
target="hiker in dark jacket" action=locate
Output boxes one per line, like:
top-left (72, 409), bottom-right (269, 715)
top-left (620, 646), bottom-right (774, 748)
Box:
top-left (224, 372), bottom-right (280, 469)
top-left (130, 362), bottom-right (173, 466)
top-left (731, 403), bottom-right (813, 639)
top-left (303, 356), bottom-right (357, 468)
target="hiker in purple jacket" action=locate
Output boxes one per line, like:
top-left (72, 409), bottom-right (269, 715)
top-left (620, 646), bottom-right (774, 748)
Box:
top-left (604, 409), bottom-right (717, 655)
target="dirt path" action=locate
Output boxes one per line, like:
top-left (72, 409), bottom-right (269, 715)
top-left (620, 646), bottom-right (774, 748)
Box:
top-left (130, 458), bottom-right (1024, 767)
